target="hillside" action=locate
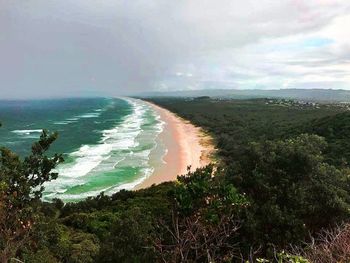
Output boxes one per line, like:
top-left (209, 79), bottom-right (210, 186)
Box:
top-left (138, 88), bottom-right (350, 102)
top-left (2, 98), bottom-right (350, 262)
top-left (146, 98), bottom-right (350, 164)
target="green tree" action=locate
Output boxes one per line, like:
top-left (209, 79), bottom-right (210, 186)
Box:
top-left (0, 130), bottom-right (63, 262)
top-left (228, 134), bottom-right (350, 250)
top-left (98, 207), bottom-right (156, 262)
top-left (155, 165), bottom-right (248, 262)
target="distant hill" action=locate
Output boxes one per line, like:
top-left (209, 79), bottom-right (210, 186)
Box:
top-left (137, 89), bottom-right (350, 102)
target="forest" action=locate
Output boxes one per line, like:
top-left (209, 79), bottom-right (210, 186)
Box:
top-left (1, 97), bottom-right (350, 262)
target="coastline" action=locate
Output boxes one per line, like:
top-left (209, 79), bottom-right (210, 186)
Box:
top-left (135, 100), bottom-right (215, 189)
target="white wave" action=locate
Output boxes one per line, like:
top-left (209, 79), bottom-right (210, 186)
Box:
top-left (53, 107), bottom-right (106, 126)
top-left (59, 144), bottom-right (112, 178)
top-left (54, 121), bottom-right (71, 125)
top-left (12, 129), bottom-right (42, 135)
top-left (66, 117), bottom-right (79, 121)
top-left (44, 99), bottom-right (145, 194)
top-left (113, 157), bottom-right (126, 169)
top-left (43, 177), bottom-right (85, 198)
top-left (77, 112), bottom-right (101, 118)
top-left (44, 168), bottom-right (152, 201)
top-left (52, 167), bottom-right (152, 200)
top-left (52, 116), bottom-right (81, 125)
top-left (49, 185), bottom-right (115, 201)
top-left (106, 167), bottom-right (154, 194)
top-left (43, 98), bottom-right (166, 201)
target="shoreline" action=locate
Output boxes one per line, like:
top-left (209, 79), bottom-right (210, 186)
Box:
top-left (135, 100), bottom-right (215, 189)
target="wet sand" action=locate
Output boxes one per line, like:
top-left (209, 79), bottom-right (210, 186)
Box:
top-left (136, 101), bottom-right (215, 189)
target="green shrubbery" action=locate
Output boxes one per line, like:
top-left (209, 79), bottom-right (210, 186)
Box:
top-left (229, 134), bottom-right (350, 250)
top-left (2, 98), bottom-right (350, 262)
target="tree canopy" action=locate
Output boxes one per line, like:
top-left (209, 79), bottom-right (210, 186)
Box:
top-left (0, 130), bottom-right (63, 262)
top-left (2, 98), bottom-right (350, 262)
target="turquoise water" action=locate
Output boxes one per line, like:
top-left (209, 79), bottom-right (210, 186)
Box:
top-left (0, 97), bottom-right (165, 202)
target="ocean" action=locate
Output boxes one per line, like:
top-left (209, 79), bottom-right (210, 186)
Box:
top-left (0, 97), bottom-right (166, 202)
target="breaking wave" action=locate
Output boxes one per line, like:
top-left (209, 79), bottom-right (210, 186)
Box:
top-left (43, 98), bottom-right (164, 202)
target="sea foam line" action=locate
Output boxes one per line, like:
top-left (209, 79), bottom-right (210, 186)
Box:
top-left (43, 98), bottom-right (147, 197)
top-left (12, 129), bottom-right (42, 135)
top-left (55, 167), bottom-right (155, 201)
top-left (60, 99), bottom-right (144, 178)
top-left (52, 107), bottom-right (105, 126)
top-left (43, 98), bottom-right (165, 201)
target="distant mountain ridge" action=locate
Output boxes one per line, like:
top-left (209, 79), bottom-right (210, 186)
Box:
top-left (137, 89), bottom-right (350, 102)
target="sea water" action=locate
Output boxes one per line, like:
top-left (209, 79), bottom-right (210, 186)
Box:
top-left (0, 97), bottom-right (165, 202)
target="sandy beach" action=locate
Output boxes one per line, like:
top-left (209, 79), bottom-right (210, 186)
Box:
top-left (136, 101), bottom-right (215, 189)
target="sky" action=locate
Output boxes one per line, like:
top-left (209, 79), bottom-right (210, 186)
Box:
top-left (1, 0), bottom-right (350, 98)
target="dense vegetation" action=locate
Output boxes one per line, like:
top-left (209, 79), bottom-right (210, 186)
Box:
top-left (141, 88), bottom-right (350, 102)
top-left (147, 98), bottom-right (350, 165)
top-left (1, 98), bottom-right (350, 262)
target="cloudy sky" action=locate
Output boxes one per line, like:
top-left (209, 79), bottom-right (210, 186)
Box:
top-left (1, 0), bottom-right (350, 98)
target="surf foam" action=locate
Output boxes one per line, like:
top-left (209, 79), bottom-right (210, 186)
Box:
top-left (43, 98), bottom-right (166, 202)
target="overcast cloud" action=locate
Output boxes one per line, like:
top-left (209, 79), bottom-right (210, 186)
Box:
top-left (1, 0), bottom-right (350, 98)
